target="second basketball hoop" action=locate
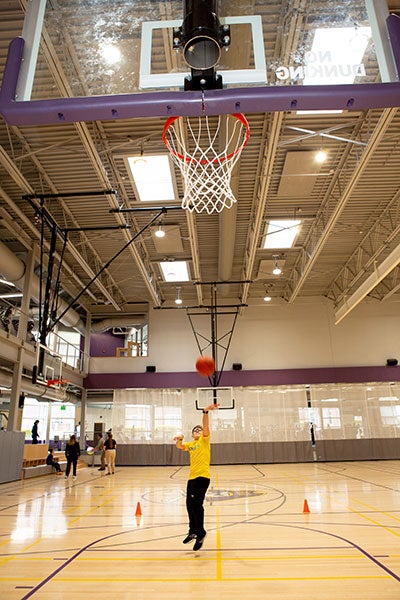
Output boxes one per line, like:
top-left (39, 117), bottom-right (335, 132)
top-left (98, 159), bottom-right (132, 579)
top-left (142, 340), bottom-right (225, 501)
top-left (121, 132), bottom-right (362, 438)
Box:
top-left (162, 113), bottom-right (250, 214)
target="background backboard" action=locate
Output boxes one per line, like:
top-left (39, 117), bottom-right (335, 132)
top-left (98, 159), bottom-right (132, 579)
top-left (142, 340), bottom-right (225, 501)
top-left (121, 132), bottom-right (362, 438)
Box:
top-left (196, 387), bottom-right (234, 411)
top-left (33, 343), bottom-right (63, 388)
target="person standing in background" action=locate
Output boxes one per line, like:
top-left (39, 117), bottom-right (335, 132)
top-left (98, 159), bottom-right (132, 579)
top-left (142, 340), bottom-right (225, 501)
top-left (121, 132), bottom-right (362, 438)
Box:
top-left (31, 420), bottom-right (39, 444)
top-left (104, 431), bottom-right (116, 475)
top-left (65, 434), bottom-right (81, 480)
top-left (91, 432), bottom-right (105, 469)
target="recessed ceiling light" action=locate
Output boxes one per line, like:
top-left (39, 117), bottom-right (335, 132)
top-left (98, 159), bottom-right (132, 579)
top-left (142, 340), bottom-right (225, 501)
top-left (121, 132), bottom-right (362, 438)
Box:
top-left (315, 150), bottom-right (327, 163)
top-left (154, 225), bottom-right (165, 238)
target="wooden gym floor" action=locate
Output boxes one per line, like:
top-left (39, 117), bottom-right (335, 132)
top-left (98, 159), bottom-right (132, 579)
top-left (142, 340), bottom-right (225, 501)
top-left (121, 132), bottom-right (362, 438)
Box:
top-left (0, 461), bottom-right (399, 599)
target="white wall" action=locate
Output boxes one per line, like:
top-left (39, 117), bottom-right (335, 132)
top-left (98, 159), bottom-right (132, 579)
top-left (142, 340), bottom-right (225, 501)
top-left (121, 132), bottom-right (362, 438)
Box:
top-left (89, 296), bottom-right (400, 374)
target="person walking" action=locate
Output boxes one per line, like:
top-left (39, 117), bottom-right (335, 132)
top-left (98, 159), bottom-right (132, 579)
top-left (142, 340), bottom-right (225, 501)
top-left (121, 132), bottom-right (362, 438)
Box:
top-left (46, 448), bottom-right (62, 474)
top-left (91, 433), bottom-right (105, 469)
top-left (173, 403), bottom-right (219, 551)
top-left (31, 420), bottom-right (39, 444)
top-left (65, 434), bottom-right (80, 480)
top-left (104, 431), bottom-right (116, 475)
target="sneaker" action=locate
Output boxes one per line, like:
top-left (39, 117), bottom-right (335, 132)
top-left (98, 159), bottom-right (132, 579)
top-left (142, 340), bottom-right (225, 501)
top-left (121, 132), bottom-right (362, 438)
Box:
top-left (106, 472), bottom-right (111, 476)
top-left (98, 467), bottom-right (105, 471)
top-left (182, 533), bottom-right (196, 544)
top-left (193, 533), bottom-right (206, 551)
top-left (64, 475), bottom-right (68, 479)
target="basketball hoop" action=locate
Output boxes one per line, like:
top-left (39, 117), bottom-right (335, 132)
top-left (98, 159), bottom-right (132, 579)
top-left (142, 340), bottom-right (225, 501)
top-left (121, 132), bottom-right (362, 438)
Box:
top-left (47, 378), bottom-right (68, 401)
top-left (162, 113), bottom-right (250, 214)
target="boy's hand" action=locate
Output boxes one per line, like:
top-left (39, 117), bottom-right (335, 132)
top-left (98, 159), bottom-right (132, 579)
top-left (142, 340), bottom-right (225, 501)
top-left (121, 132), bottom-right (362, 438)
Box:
top-left (204, 403), bottom-right (219, 412)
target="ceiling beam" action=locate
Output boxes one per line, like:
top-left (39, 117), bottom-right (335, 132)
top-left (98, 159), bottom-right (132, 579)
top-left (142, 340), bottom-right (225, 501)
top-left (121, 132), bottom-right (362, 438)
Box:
top-left (335, 241), bottom-right (400, 324)
top-left (287, 107), bottom-right (398, 302)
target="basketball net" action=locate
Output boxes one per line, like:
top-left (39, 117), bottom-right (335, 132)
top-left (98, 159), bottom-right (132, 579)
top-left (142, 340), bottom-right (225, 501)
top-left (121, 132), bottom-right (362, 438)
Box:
top-left (162, 113), bottom-right (250, 214)
top-left (47, 379), bottom-right (68, 401)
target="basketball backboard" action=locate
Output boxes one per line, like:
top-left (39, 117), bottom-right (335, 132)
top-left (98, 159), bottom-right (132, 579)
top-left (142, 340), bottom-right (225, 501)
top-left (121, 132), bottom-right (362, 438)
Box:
top-left (196, 387), bottom-right (234, 411)
top-left (1, 1), bottom-right (399, 126)
top-left (32, 343), bottom-right (62, 388)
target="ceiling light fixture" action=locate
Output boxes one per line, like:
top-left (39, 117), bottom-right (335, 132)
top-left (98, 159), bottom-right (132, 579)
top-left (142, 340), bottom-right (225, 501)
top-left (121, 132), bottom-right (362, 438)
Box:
top-left (263, 285), bottom-right (272, 302)
top-left (315, 150), bottom-right (327, 163)
top-left (154, 224), bottom-right (165, 238)
top-left (175, 287), bottom-right (183, 305)
top-left (272, 256), bottom-right (282, 276)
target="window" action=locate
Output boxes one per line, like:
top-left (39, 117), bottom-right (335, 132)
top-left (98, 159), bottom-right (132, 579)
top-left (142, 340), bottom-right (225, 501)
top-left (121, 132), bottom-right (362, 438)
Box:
top-left (322, 406), bottom-right (341, 429)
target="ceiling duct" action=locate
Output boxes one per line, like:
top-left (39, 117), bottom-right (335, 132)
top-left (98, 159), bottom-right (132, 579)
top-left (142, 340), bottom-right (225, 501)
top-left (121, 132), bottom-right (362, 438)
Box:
top-left (0, 242), bottom-right (148, 333)
top-left (0, 240), bottom-right (84, 331)
top-left (91, 316), bottom-right (147, 333)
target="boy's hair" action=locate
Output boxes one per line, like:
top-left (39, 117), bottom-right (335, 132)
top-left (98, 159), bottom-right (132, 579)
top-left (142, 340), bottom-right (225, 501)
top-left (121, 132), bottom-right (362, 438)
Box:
top-left (192, 425), bottom-right (203, 434)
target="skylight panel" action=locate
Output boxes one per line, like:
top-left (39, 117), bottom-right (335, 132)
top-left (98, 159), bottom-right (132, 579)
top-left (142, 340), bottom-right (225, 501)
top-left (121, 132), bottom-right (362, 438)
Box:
top-left (263, 220), bottom-right (301, 249)
top-left (127, 154), bottom-right (176, 202)
top-left (159, 261), bottom-right (190, 282)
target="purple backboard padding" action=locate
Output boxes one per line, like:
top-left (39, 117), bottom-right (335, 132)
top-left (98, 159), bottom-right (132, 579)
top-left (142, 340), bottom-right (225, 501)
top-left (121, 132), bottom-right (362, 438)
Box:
top-left (1, 36), bottom-right (400, 126)
top-left (84, 365), bottom-right (400, 389)
top-left (387, 14), bottom-right (400, 78)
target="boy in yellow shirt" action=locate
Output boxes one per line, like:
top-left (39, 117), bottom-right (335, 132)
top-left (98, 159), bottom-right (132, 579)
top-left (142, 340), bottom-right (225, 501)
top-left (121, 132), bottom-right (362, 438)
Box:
top-left (174, 403), bottom-right (219, 551)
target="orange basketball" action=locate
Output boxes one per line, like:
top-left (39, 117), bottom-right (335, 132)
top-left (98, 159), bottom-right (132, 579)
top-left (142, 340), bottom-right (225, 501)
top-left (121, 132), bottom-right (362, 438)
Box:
top-left (196, 355), bottom-right (215, 377)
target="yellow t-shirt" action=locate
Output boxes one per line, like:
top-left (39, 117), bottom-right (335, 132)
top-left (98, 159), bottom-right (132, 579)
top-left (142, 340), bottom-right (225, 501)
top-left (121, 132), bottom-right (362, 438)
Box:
top-left (184, 434), bottom-right (210, 479)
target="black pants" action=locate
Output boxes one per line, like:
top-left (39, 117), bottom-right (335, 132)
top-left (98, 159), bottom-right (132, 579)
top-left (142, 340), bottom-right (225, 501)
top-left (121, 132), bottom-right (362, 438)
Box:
top-left (186, 476), bottom-right (210, 538)
top-left (50, 460), bottom-right (61, 472)
top-left (66, 459), bottom-right (77, 476)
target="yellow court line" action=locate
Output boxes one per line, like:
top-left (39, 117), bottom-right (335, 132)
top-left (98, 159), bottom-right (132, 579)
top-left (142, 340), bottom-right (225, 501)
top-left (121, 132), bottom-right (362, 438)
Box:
top-left (350, 497), bottom-right (400, 523)
top-left (278, 468), bottom-right (400, 539)
top-left (0, 575), bottom-right (389, 583)
top-left (66, 494), bottom-right (116, 526)
top-left (0, 485), bottom-right (121, 564)
top-left (215, 507), bottom-right (222, 579)
top-left (5, 553), bottom-right (388, 563)
top-left (214, 471), bottom-right (222, 579)
top-left (347, 501), bottom-right (400, 538)
top-left (73, 554), bottom-right (377, 562)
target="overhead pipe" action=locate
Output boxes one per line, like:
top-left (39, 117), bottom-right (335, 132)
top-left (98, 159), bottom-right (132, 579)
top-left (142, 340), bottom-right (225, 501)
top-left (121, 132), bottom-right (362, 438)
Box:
top-left (0, 241), bottom-right (148, 333)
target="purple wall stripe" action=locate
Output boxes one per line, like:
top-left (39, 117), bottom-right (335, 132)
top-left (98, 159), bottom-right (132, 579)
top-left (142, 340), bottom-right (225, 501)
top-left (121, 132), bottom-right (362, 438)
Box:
top-left (84, 365), bottom-right (400, 389)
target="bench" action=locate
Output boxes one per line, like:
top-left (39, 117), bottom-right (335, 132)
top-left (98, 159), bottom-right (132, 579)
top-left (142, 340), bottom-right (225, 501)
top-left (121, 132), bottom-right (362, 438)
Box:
top-left (22, 443), bottom-right (49, 468)
top-left (22, 446), bottom-right (68, 479)
top-left (22, 454), bottom-right (86, 479)
top-left (22, 461), bottom-right (67, 479)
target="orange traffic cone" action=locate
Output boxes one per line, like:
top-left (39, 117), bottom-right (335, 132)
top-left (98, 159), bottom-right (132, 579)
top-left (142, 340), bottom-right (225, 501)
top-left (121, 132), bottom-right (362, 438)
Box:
top-left (303, 499), bottom-right (310, 513)
top-left (135, 501), bottom-right (142, 516)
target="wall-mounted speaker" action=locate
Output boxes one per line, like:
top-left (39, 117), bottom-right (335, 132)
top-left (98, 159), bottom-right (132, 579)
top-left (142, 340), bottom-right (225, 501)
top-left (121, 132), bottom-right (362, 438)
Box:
top-left (146, 365), bottom-right (156, 372)
top-left (18, 393), bottom-right (25, 409)
top-left (232, 363), bottom-right (242, 371)
top-left (386, 358), bottom-right (398, 366)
